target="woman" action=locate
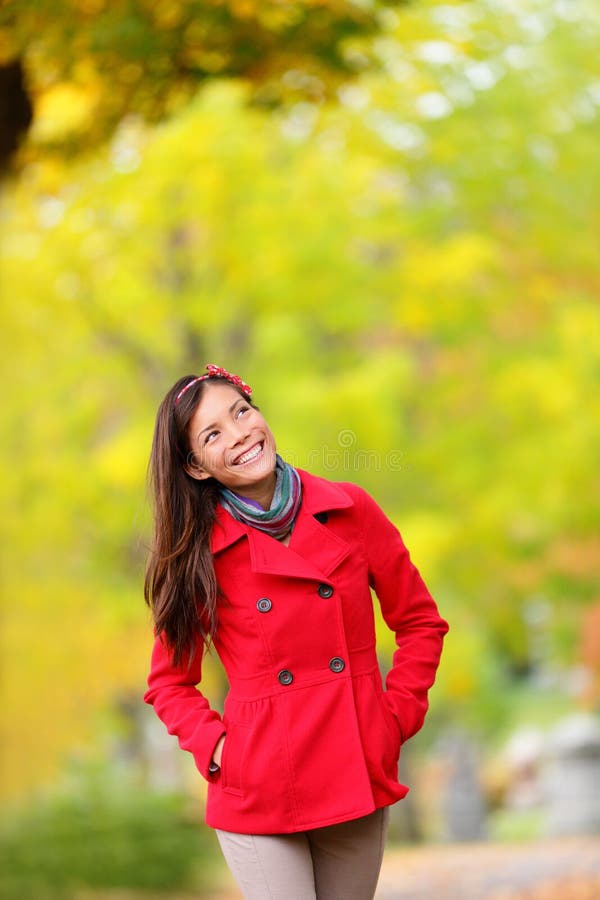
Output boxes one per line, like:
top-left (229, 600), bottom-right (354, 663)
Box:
top-left (144, 364), bottom-right (448, 900)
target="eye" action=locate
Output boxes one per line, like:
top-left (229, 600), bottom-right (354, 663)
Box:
top-left (204, 430), bottom-right (219, 444)
top-left (236, 404), bottom-right (251, 417)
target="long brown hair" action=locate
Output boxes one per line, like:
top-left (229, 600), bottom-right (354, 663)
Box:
top-left (144, 374), bottom-right (253, 667)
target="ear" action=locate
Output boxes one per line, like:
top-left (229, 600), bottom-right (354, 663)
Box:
top-left (184, 454), bottom-right (211, 481)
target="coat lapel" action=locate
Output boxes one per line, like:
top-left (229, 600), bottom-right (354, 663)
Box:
top-left (248, 528), bottom-right (332, 581)
top-left (210, 468), bottom-right (354, 582)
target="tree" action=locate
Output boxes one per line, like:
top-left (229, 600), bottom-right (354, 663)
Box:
top-left (0, 0), bottom-right (408, 170)
top-left (1, 0), bottom-right (598, 797)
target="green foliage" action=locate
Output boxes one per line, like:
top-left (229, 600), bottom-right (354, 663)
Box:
top-left (1, 0), bottom-right (599, 797)
top-left (0, 766), bottom-right (219, 899)
top-left (0, 0), bottom-right (409, 159)
top-left (488, 808), bottom-right (545, 843)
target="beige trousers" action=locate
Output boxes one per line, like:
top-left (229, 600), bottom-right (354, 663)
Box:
top-left (216, 807), bottom-right (390, 900)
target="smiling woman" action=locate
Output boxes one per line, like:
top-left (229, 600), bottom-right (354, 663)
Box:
top-left (143, 363), bottom-right (448, 900)
top-left (184, 383), bottom-right (278, 508)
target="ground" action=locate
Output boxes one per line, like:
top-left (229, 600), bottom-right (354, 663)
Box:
top-left (209, 836), bottom-right (600, 899)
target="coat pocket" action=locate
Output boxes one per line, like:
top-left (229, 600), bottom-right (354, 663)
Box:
top-left (220, 721), bottom-right (250, 797)
top-left (358, 672), bottom-right (402, 789)
top-left (379, 692), bottom-right (403, 755)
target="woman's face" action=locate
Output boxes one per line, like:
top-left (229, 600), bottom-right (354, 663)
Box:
top-left (186, 382), bottom-right (277, 500)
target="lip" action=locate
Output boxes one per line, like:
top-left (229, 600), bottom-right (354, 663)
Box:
top-left (232, 441), bottom-right (264, 466)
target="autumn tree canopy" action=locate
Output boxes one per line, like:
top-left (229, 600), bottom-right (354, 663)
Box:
top-left (0, 0), bottom-right (408, 169)
top-left (1, 0), bottom-right (598, 800)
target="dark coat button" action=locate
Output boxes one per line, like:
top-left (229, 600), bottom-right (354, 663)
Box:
top-left (314, 511), bottom-right (328, 524)
top-left (329, 657), bottom-right (345, 673)
top-left (317, 583), bottom-right (334, 598)
top-left (257, 597), bottom-right (272, 613)
top-left (278, 669), bottom-right (294, 686)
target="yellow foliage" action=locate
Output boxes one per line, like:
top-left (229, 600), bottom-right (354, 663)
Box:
top-left (2, 0), bottom-right (599, 803)
top-left (93, 425), bottom-right (150, 491)
top-left (404, 233), bottom-right (497, 294)
top-left (436, 632), bottom-right (481, 701)
top-left (31, 82), bottom-right (98, 142)
top-left (398, 512), bottom-right (454, 580)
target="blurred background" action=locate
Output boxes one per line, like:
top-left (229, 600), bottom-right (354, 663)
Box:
top-left (1, 0), bottom-right (599, 897)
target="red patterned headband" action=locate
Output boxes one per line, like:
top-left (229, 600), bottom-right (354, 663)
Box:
top-left (174, 364), bottom-right (253, 406)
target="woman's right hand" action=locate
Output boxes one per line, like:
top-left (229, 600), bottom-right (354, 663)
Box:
top-left (212, 733), bottom-right (226, 768)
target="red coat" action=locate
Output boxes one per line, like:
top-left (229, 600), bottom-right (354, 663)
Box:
top-left (144, 469), bottom-right (448, 834)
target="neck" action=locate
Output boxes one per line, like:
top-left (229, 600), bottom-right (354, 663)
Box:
top-left (218, 457), bottom-right (302, 541)
top-left (235, 472), bottom-right (277, 510)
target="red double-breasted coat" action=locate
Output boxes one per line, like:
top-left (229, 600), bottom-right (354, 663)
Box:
top-left (144, 469), bottom-right (448, 834)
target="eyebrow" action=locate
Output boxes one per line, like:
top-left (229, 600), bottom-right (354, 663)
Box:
top-left (196, 399), bottom-right (245, 438)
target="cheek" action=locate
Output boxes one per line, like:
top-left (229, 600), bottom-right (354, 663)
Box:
top-left (203, 446), bottom-right (221, 468)
top-left (256, 415), bottom-right (273, 437)
top-left (264, 425), bottom-right (276, 446)
top-left (248, 410), bottom-right (276, 447)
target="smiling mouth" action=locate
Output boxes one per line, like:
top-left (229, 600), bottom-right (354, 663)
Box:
top-left (232, 441), bottom-right (264, 466)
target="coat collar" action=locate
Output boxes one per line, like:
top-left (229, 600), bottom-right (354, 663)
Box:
top-left (210, 469), bottom-right (354, 580)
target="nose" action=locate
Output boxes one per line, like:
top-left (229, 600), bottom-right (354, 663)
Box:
top-left (227, 419), bottom-right (251, 446)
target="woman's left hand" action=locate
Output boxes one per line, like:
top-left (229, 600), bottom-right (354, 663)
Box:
top-left (212, 733), bottom-right (226, 768)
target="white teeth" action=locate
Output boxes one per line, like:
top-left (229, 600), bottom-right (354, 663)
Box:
top-left (235, 443), bottom-right (263, 465)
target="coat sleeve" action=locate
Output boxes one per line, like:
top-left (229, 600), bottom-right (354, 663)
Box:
top-left (355, 485), bottom-right (449, 744)
top-left (143, 633), bottom-right (226, 781)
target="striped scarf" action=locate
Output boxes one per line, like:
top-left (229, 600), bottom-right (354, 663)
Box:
top-left (218, 454), bottom-right (302, 540)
